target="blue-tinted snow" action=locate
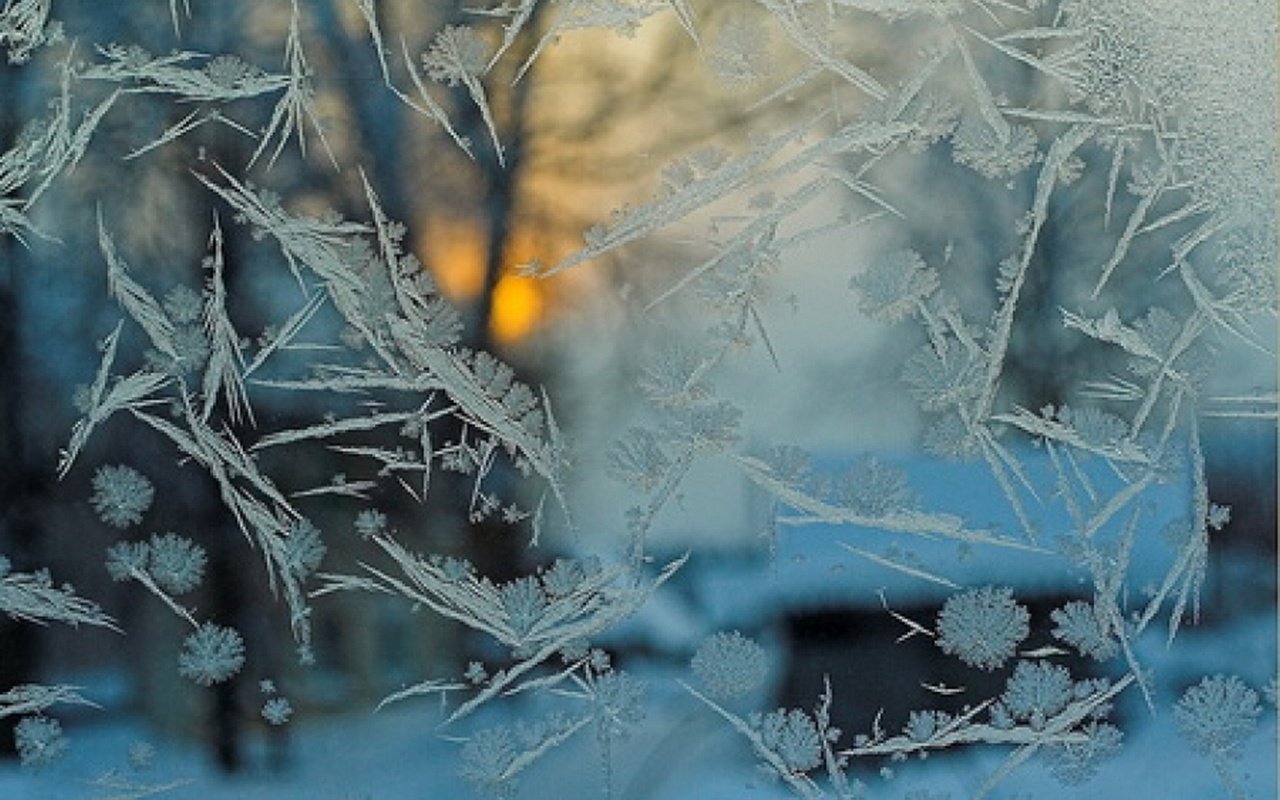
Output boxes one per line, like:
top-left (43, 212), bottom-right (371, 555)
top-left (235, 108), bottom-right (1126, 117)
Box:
top-left (641, 446), bottom-right (1196, 633)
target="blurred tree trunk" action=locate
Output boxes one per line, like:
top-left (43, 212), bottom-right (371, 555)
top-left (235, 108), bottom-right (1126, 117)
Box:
top-left (0, 61), bottom-right (42, 760)
top-left (309, 0), bottom-right (549, 679)
top-left (450, 2), bottom-right (545, 588)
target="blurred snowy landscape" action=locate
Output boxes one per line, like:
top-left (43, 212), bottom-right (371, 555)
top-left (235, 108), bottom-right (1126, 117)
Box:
top-left (1, 604), bottom-right (1274, 799)
top-left (2, 1), bottom-right (1277, 798)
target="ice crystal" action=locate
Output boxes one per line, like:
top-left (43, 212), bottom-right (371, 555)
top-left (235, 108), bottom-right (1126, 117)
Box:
top-left (540, 557), bottom-right (591, 598)
top-left (458, 727), bottom-right (517, 799)
top-left (261, 697), bottom-right (293, 726)
top-left (0, 0), bottom-right (61, 63)
top-left (691, 630), bottom-right (768, 701)
top-left (951, 121), bottom-right (1038, 180)
top-left (145, 533), bottom-right (206, 595)
top-left (901, 346), bottom-right (982, 412)
top-left (902, 709), bottom-right (952, 743)
top-left (607, 428), bottom-right (671, 492)
top-left (90, 465), bottom-right (154, 529)
top-left (757, 708), bottom-right (821, 773)
top-left (203, 55), bottom-right (264, 89)
top-left (423, 25), bottom-right (490, 86)
top-left (837, 457), bottom-right (917, 518)
top-left (105, 541), bottom-right (150, 582)
top-left (13, 715), bottom-right (67, 768)
top-left (178, 623), bottom-right (245, 686)
top-left (1174, 674), bottom-right (1260, 760)
top-left (282, 519), bottom-right (326, 579)
top-left (591, 671), bottom-right (645, 739)
top-left (127, 741), bottom-right (156, 770)
top-left (850, 249), bottom-right (939, 324)
top-left (354, 508), bottom-right (387, 539)
top-left (707, 15), bottom-right (771, 87)
top-left (1050, 601), bottom-right (1118, 661)
top-left (1, 567), bottom-right (115, 629)
top-left (922, 412), bottom-right (980, 461)
top-left (1047, 721), bottom-right (1122, 785)
top-left (499, 576), bottom-right (546, 639)
top-left (1001, 661), bottom-right (1073, 728)
top-left (935, 586), bottom-right (1029, 671)
top-left (161, 285), bottom-right (203, 325)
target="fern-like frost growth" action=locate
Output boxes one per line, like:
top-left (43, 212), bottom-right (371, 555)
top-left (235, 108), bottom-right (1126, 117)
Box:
top-left (13, 715), bottom-right (67, 768)
top-left (1174, 674), bottom-right (1260, 760)
top-left (177, 623), bottom-right (245, 686)
top-left (1047, 721), bottom-right (1123, 785)
top-left (691, 630), bottom-right (768, 700)
top-left (89, 464), bottom-right (155, 529)
top-left (755, 708), bottom-right (821, 774)
top-left (935, 586), bottom-right (1029, 671)
top-left (144, 533), bottom-right (206, 595)
top-left (261, 697), bottom-right (293, 726)
top-left (1050, 600), bottom-right (1118, 661)
top-left (1001, 660), bottom-right (1074, 729)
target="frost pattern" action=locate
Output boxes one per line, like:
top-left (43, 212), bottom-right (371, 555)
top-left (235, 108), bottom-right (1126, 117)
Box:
top-left (1050, 600), bottom-right (1118, 661)
top-left (0, 0), bottom-right (1272, 796)
top-left (89, 464), bottom-right (155, 529)
top-left (0, 0), bottom-right (61, 64)
top-left (0, 684), bottom-right (98, 721)
top-left (935, 586), bottom-right (1030, 671)
top-left (691, 630), bottom-right (768, 700)
top-left (177, 623), bottom-right (246, 687)
top-left (849, 249), bottom-right (939, 324)
top-left (1174, 675), bottom-right (1261, 760)
top-left (13, 715), bottom-right (68, 769)
top-left (1047, 721), bottom-right (1123, 785)
top-left (756, 708), bottom-right (822, 774)
top-left (1000, 660), bottom-right (1075, 729)
top-left (1, 558), bottom-right (116, 630)
top-left (1173, 674), bottom-right (1263, 799)
top-left (143, 534), bottom-right (207, 596)
top-left (261, 697), bottom-right (293, 726)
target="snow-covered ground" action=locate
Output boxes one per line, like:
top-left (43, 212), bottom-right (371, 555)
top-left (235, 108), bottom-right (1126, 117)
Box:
top-left (5, 436), bottom-right (1272, 799)
top-left (2, 608), bottom-right (1274, 800)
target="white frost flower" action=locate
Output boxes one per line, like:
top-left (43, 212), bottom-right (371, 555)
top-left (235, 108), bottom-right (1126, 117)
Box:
top-left (1174, 675), bottom-right (1260, 760)
top-left (691, 631), bottom-right (768, 700)
top-left (261, 697), bottom-right (293, 726)
top-left (90, 465), bottom-right (154, 529)
top-left (146, 533), bottom-right (206, 595)
top-left (936, 586), bottom-right (1029, 671)
top-left (423, 25), bottom-right (489, 86)
top-left (178, 623), bottom-right (245, 686)
top-left (14, 715), bottom-right (67, 768)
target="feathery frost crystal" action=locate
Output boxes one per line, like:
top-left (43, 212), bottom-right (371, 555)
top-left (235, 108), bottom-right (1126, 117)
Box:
top-left (144, 533), bottom-right (206, 595)
top-left (756, 708), bottom-right (822, 774)
top-left (13, 715), bottom-right (67, 769)
top-left (2, 0), bottom-right (1275, 795)
top-left (89, 464), bottom-right (154, 529)
top-left (178, 623), bottom-right (246, 686)
top-left (691, 630), bottom-right (768, 700)
top-left (935, 586), bottom-right (1029, 671)
top-left (1001, 660), bottom-right (1074, 728)
top-left (1174, 675), bottom-right (1261, 760)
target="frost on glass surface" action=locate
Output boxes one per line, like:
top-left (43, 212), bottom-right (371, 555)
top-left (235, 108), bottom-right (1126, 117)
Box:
top-left (176, 623), bottom-right (246, 687)
top-left (0, 0), bottom-right (1275, 797)
top-left (88, 464), bottom-right (154, 529)
top-left (934, 586), bottom-right (1029, 671)
top-left (690, 630), bottom-right (769, 700)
